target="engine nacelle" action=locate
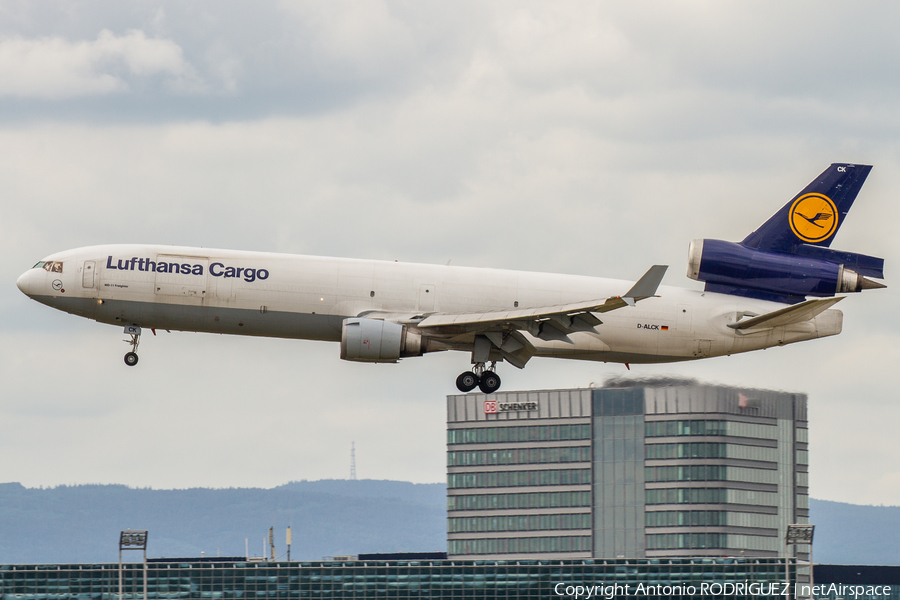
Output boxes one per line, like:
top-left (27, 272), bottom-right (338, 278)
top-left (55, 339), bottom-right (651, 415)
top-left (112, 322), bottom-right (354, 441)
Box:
top-left (687, 239), bottom-right (883, 301)
top-left (340, 318), bottom-right (423, 363)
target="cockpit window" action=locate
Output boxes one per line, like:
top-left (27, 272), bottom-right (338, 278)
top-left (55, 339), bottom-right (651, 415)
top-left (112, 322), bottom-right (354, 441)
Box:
top-left (34, 261), bottom-right (63, 273)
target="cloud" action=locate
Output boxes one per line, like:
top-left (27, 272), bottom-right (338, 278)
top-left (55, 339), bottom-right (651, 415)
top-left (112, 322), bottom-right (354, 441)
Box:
top-left (0, 29), bottom-right (201, 98)
top-left (276, 1), bottom-right (417, 80)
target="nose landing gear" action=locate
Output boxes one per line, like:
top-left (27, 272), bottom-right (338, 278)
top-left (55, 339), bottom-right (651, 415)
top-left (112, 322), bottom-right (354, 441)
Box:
top-left (123, 326), bottom-right (141, 367)
top-left (455, 362), bottom-right (502, 394)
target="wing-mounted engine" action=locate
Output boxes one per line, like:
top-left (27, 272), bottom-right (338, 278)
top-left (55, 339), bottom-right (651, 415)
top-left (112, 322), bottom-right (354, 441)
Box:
top-left (340, 318), bottom-right (425, 363)
top-left (687, 239), bottom-right (885, 304)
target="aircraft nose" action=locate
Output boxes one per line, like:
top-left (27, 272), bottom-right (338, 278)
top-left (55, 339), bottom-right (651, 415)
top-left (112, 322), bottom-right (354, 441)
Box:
top-left (17, 269), bottom-right (38, 297)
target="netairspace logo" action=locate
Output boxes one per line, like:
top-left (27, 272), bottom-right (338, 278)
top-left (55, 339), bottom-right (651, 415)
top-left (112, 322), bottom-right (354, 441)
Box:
top-left (553, 582), bottom-right (893, 598)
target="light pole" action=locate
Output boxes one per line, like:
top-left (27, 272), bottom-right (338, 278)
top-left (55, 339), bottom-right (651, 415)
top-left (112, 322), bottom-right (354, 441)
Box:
top-left (785, 524), bottom-right (815, 599)
top-left (119, 530), bottom-right (148, 599)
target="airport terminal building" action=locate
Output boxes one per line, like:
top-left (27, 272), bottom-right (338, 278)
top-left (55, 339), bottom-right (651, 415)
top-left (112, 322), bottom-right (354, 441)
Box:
top-left (2, 557), bottom-right (878, 600)
top-left (446, 380), bottom-right (809, 560)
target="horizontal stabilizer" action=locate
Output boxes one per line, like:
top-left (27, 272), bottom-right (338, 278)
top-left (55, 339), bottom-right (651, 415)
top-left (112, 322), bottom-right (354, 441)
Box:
top-left (727, 297), bottom-right (844, 330)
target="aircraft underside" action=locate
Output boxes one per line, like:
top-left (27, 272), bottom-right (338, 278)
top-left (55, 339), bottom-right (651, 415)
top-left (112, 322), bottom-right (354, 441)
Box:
top-left (24, 289), bottom-right (840, 395)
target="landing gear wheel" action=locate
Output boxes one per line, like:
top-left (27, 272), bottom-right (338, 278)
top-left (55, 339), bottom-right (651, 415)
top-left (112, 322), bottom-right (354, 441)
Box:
top-left (456, 371), bottom-right (480, 392)
top-left (479, 371), bottom-right (501, 394)
top-left (124, 352), bottom-right (139, 367)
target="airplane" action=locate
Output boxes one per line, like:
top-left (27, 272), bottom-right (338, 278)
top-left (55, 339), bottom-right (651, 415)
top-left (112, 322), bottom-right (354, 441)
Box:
top-left (17, 163), bottom-right (885, 394)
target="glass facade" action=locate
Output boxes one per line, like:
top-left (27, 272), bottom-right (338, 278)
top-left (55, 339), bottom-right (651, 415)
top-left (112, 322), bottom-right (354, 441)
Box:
top-left (645, 420), bottom-right (779, 439)
top-left (646, 442), bottom-right (778, 462)
top-left (447, 446), bottom-right (591, 466)
top-left (447, 390), bottom-right (593, 559)
top-left (447, 491), bottom-right (591, 511)
top-left (647, 510), bottom-right (780, 530)
top-left (647, 533), bottom-right (726, 550)
top-left (646, 510), bottom-right (727, 527)
top-left (449, 513), bottom-right (592, 533)
top-left (592, 389), bottom-right (645, 559)
top-left (645, 465), bottom-right (780, 484)
top-left (646, 442), bottom-right (727, 459)
top-left (0, 558), bottom-right (828, 600)
top-left (448, 469), bottom-right (591, 489)
top-left (448, 424), bottom-right (592, 444)
top-left (448, 536), bottom-right (592, 555)
top-left (646, 488), bottom-right (729, 504)
top-left (640, 384), bottom-right (806, 558)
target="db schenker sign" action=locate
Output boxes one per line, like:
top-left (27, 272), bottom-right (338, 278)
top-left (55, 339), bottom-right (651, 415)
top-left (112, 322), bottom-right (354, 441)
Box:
top-left (484, 400), bottom-right (538, 414)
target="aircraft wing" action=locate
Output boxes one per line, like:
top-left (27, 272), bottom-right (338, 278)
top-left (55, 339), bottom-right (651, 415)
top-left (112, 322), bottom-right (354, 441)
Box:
top-left (417, 265), bottom-right (668, 330)
top-left (403, 265), bottom-right (668, 368)
top-left (727, 297), bottom-right (844, 331)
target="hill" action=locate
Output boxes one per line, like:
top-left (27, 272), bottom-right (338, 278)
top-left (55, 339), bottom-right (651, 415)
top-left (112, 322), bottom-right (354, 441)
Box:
top-left (0, 480), bottom-right (445, 564)
top-left (0, 481), bottom-right (897, 565)
top-left (809, 498), bottom-right (900, 565)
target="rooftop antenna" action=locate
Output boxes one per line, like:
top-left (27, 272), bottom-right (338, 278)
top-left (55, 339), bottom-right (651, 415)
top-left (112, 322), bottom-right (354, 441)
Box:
top-left (286, 512), bottom-right (293, 562)
top-left (350, 441), bottom-right (357, 480)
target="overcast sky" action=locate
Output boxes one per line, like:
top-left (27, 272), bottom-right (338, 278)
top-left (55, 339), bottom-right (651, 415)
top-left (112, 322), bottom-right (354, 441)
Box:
top-left (2, 1), bottom-right (899, 506)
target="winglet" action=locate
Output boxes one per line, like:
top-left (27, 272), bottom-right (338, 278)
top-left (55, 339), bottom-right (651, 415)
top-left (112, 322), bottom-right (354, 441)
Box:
top-left (624, 265), bottom-right (668, 301)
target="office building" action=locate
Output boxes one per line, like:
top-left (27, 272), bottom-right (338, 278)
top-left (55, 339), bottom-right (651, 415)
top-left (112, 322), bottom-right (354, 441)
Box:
top-left (446, 379), bottom-right (808, 559)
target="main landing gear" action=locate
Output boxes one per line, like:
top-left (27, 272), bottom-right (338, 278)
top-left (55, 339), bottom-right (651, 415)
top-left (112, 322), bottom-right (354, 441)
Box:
top-left (123, 325), bottom-right (141, 367)
top-left (456, 362), bottom-right (502, 394)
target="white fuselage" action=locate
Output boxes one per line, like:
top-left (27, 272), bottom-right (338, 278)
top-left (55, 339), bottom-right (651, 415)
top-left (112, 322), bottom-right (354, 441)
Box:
top-left (17, 244), bottom-right (843, 365)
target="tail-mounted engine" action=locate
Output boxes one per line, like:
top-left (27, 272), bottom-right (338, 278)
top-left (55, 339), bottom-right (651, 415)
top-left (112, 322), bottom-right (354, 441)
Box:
top-left (340, 318), bottom-right (424, 363)
top-left (687, 239), bottom-right (885, 304)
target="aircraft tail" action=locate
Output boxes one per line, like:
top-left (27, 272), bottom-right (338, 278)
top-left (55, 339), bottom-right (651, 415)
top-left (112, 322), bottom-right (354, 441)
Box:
top-left (742, 163), bottom-right (871, 252)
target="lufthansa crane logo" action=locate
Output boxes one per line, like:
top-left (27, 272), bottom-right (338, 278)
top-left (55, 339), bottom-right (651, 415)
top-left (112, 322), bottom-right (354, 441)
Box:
top-left (788, 193), bottom-right (838, 243)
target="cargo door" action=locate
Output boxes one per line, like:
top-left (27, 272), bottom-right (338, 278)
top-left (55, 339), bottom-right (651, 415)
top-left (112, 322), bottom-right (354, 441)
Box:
top-left (82, 261), bottom-right (95, 288)
top-left (154, 255), bottom-right (209, 298)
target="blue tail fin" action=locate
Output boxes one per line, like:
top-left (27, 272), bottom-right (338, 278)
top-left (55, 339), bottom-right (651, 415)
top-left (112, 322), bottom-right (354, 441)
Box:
top-left (742, 163), bottom-right (872, 252)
